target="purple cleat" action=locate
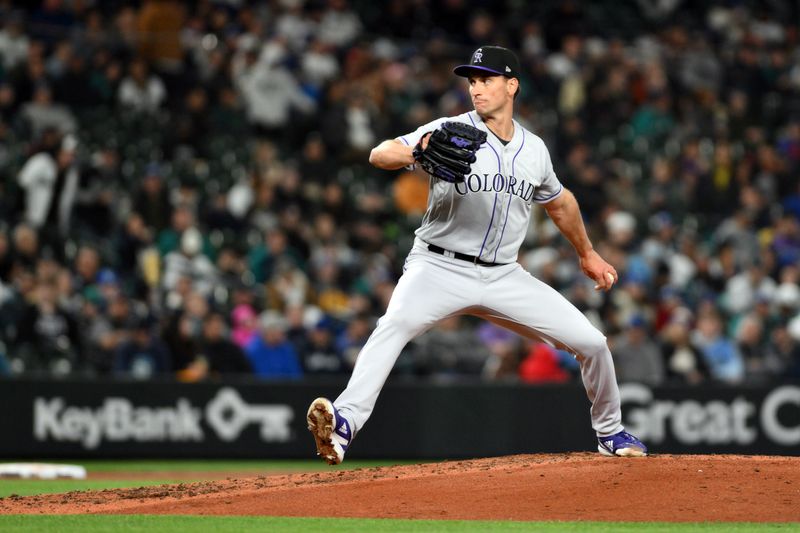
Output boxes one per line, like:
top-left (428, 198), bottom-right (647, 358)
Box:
top-left (597, 430), bottom-right (648, 457)
top-left (307, 397), bottom-right (352, 465)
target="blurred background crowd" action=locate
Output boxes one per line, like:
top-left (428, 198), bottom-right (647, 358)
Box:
top-left (0, 0), bottom-right (799, 386)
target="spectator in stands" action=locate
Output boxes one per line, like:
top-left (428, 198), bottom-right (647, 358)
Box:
top-left (133, 163), bottom-right (172, 234)
top-left (771, 215), bottom-right (800, 269)
top-left (233, 39), bottom-right (314, 141)
top-left (71, 244), bottom-right (101, 294)
top-left (0, 13), bottom-right (29, 72)
top-left (518, 343), bottom-right (570, 384)
top-left (44, 40), bottom-right (73, 82)
top-left (19, 84), bottom-right (77, 137)
top-left (84, 292), bottom-right (135, 374)
top-left (245, 310), bottom-right (303, 379)
top-left (659, 311), bottom-right (708, 384)
top-left (766, 325), bottom-right (800, 379)
top-left (209, 85), bottom-right (249, 139)
top-left (265, 258), bottom-right (312, 311)
top-left (15, 280), bottom-right (80, 374)
top-left (736, 312), bottom-right (770, 383)
top-left (296, 316), bottom-right (344, 375)
top-left (322, 89), bottom-right (381, 163)
top-left (70, 147), bottom-right (118, 240)
top-left (186, 312), bottom-right (252, 379)
top-left (317, 0), bottom-right (362, 49)
top-left (29, 0), bottom-right (75, 46)
top-left (169, 86), bottom-right (210, 158)
top-left (157, 205), bottom-right (203, 257)
top-left (248, 228), bottom-right (303, 284)
top-left (114, 212), bottom-right (152, 281)
top-left (610, 315), bottom-right (665, 385)
top-left (214, 245), bottom-right (246, 290)
top-left (87, 51), bottom-right (123, 107)
top-left (113, 314), bottom-right (171, 379)
top-left (692, 309), bottom-right (745, 384)
top-left (301, 40), bottom-right (340, 91)
top-left (9, 223), bottom-right (39, 274)
top-left (334, 313), bottom-right (371, 370)
top-left (230, 303), bottom-right (258, 349)
top-left (411, 316), bottom-right (491, 377)
top-left (478, 322), bottom-right (524, 380)
top-left (8, 41), bottom-right (48, 104)
top-left (161, 227), bottom-right (218, 297)
top-left (163, 290), bottom-right (209, 372)
top-left (723, 261), bottom-right (777, 318)
top-left (136, 0), bottom-right (185, 77)
top-left (17, 131), bottom-right (79, 245)
top-left (118, 57), bottom-right (167, 114)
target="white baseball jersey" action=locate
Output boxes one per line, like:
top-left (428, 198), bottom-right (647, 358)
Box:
top-left (398, 111), bottom-right (563, 264)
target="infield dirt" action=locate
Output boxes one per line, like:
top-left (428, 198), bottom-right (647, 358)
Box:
top-left (1, 453), bottom-right (798, 522)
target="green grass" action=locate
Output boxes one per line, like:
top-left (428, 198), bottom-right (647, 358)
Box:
top-left (24, 459), bottom-right (416, 473)
top-left (0, 516), bottom-right (797, 532)
top-left (10, 458), bottom-right (419, 472)
top-left (0, 479), bottom-right (200, 498)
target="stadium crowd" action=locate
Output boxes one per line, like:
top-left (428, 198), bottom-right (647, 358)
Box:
top-left (0, 0), bottom-right (799, 386)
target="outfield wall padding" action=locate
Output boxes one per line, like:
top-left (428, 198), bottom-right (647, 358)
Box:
top-left (0, 378), bottom-right (798, 457)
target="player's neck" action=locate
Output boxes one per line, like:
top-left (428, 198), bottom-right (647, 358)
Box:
top-left (481, 113), bottom-right (514, 142)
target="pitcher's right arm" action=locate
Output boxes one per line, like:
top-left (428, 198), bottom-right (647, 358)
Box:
top-left (368, 139), bottom-right (416, 170)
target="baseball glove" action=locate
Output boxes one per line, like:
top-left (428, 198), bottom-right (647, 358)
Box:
top-left (413, 121), bottom-right (487, 183)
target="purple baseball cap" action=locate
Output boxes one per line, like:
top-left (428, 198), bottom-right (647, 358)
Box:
top-left (454, 46), bottom-right (521, 79)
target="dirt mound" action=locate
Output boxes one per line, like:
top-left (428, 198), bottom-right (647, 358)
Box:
top-left (1, 454), bottom-right (798, 522)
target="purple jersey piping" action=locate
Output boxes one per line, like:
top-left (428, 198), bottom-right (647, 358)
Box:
top-left (492, 128), bottom-right (526, 262)
top-left (470, 113), bottom-right (501, 261)
top-left (534, 183), bottom-right (563, 203)
top-left (511, 128), bottom-right (526, 176)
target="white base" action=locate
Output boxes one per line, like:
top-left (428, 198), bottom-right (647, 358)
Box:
top-left (0, 463), bottom-right (87, 479)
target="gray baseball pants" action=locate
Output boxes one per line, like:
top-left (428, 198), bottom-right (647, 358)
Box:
top-left (335, 241), bottom-right (624, 438)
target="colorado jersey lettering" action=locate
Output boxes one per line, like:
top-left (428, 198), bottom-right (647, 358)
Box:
top-left (398, 111), bottom-right (562, 264)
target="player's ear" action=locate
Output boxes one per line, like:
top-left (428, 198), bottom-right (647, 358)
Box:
top-left (507, 78), bottom-right (519, 98)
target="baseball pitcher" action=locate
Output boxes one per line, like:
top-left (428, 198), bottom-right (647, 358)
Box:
top-left (308, 46), bottom-right (647, 464)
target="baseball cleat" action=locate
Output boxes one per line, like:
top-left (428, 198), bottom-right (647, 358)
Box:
top-left (597, 430), bottom-right (648, 457)
top-left (307, 397), bottom-right (351, 465)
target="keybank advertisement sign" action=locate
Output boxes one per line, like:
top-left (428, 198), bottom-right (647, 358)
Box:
top-left (621, 384), bottom-right (800, 449)
top-left (3, 379), bottom-right (799, 457)
top-left (33, 388), bottom-right (294, 450)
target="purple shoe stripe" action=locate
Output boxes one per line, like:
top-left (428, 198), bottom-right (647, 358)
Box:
top-left (333, 407), bottom-right (352, 447)
top-left (598, 431), bottom-right (647, 452)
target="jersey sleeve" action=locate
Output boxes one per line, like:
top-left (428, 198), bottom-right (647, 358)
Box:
top-left (396, 117), bottom-right (449, 148)
top-left (533, 142), bottom-right (563, 204)
top-left (395, 117), bottom-right (449, 171)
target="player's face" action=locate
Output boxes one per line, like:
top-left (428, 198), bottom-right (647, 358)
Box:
top-left (468, 75), bottom-right (514, 116)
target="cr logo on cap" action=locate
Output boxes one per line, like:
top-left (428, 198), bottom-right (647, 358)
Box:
top-left (473, 48), bottom-right (483, 63)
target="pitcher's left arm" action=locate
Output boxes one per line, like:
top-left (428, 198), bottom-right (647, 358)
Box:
top-left (542, 188), bottom-right (617, 291)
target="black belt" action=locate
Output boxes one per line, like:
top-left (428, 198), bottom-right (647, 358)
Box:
top-left (426, 242), bottom-right (504, 267)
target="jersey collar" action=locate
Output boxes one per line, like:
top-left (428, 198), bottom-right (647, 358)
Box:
top-left (470, 111), bottom-right (521, 151)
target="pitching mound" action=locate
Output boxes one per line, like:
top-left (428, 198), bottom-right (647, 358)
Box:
top-left (1, 454), bottom-right (798, 522)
